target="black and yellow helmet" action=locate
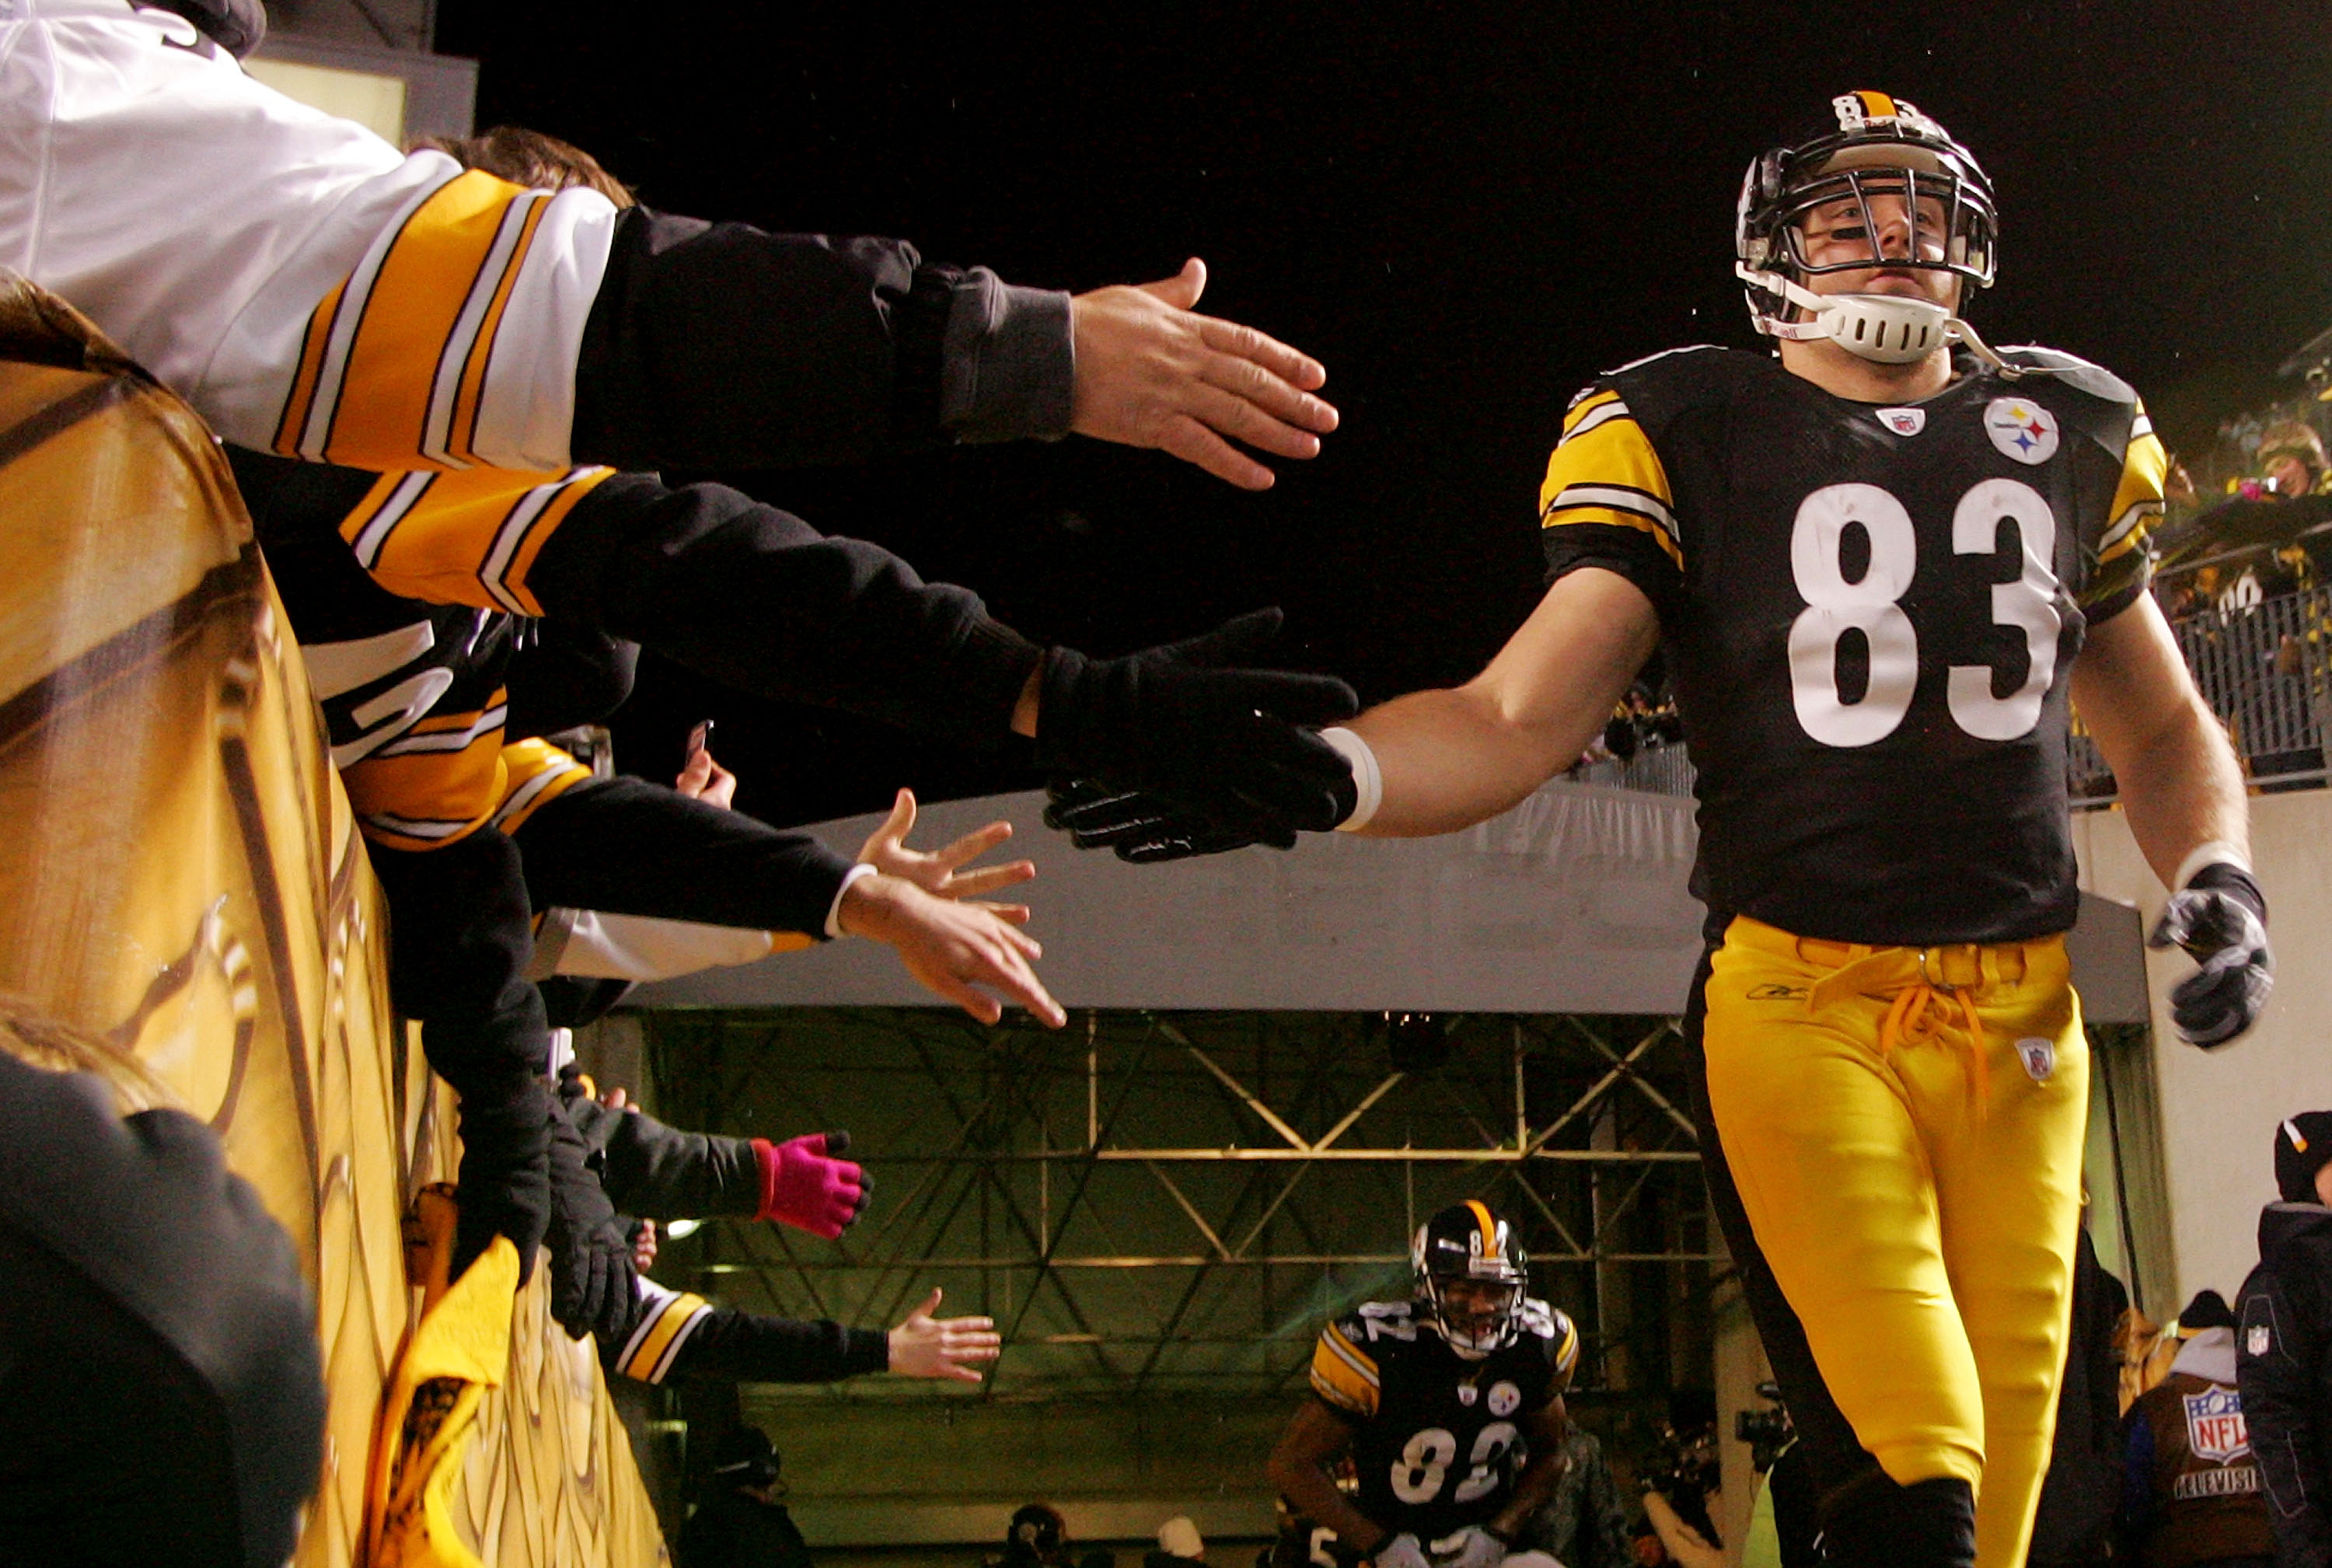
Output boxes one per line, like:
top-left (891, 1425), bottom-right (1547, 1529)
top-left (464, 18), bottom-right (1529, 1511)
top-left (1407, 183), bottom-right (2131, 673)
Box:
top-left (1412, 1200), bottom-right (1528, 1358)
top-left (1735, 92), bottom-right (1999, 364)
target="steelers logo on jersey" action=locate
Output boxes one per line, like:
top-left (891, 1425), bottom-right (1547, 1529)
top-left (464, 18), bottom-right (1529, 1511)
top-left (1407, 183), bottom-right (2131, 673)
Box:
top-left (1985, 397), bottom-right (2060, 465)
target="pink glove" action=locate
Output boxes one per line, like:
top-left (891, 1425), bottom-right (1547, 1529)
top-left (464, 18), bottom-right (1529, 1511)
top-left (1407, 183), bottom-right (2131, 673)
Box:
top-left (752, 1131), bottom-right (871, 1238)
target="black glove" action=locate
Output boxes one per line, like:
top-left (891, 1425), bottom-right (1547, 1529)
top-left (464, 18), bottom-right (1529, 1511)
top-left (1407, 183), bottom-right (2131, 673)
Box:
top-left (543, 1096), bottom-right (640, 1343)
top-left (2147, 861), bottom-right (2272, 1049)
top-left (1044, 777), bottom-right (1281, 862)
top-left (1034, 609), bottom-right (1358, 847)
top-left (450, 1078), bottom-right (553, 1284)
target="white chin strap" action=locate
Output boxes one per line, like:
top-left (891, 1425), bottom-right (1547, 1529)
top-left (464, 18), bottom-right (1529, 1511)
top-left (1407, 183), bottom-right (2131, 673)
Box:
top-left (1737, 263), bottom-right (2020, 373)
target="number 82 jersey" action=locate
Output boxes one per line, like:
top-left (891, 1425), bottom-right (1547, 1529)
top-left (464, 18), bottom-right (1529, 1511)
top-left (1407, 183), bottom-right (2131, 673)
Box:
top-left (1538, 344), bottom-right (2169, 947)
top-left (1307, 1297), bottom-right (1579, 1544)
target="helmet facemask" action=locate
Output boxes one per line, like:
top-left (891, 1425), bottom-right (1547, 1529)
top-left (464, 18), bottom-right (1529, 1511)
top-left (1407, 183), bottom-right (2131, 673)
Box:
top-left (1737, 94), bottom-right (2009, 368)
top-left (1412, 1203), bottom-right (1529, 1360)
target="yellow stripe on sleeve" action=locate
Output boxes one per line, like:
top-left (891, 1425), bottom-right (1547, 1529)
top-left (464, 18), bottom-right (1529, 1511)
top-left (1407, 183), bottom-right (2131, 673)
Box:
top-left (2102, 402), bottom-right (2168, 564)
top-left (1308, 1322), bottom-right (1380, 1418)
top-left (445, 194), bottom-right (551, 467)
top-left (340, 697), bottom-right (510, 851)
top-left (280, 170), bottom-right (548, 470)
top-left (340, 465), bottom-right (617, 616)
top-left (613, 1287), bottom-right (714, 1385)
top-left (1540, 394), bottom-right (1683, 569)
top-left (1553, 1312), bottom-right (1580, 1385)
top-left (490, 739), bottom-right (593, 833)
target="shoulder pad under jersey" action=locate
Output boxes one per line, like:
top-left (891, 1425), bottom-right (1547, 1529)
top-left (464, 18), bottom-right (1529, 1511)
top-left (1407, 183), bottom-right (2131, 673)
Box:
top-left (1349, 1299), bottom-right (1423, 1341)
top-left (1995, 344), bottom-right (2138, 408)
top-left (1517, 1297), bottom-right (1560, 1339)
top-left (1520, 1297), bottom-right (1581, 1382)
top-left (1594, 345), bottom-right (1774, 438)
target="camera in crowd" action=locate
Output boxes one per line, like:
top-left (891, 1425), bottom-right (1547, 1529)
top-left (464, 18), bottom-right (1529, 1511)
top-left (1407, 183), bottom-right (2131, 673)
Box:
top-left (1734, 1381), bottom-right (1795, 1473)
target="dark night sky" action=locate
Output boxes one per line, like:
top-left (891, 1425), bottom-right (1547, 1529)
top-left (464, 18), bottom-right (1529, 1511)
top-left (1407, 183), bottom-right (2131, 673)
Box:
top-left (436, 0), bottom-right (2332, 827)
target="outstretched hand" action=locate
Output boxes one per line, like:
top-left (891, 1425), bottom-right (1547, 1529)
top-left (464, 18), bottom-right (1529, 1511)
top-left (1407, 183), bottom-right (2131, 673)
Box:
top-left (856, 789), bottom-right (1036, 900)
top-left (839, 873), bottom-right (1066, 1028)
top-left (1070, 258), bottom-right (1338, 491)
top-left (887, 1287), bottom-right (1001, 1381)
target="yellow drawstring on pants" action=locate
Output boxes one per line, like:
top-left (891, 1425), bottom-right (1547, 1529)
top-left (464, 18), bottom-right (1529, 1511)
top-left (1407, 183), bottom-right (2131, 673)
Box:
top-left (1809, 951), bottom-right (1991, 1104)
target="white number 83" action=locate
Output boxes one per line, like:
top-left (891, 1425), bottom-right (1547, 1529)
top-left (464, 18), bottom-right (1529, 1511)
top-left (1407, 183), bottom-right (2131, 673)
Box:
top-left (1787, 479), bottom-right (2062, 748)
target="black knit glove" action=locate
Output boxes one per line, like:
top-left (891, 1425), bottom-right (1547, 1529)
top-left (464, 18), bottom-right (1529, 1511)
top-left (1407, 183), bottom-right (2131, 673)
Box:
top-left (543, 1097), bottom-right (639, 1342)
top-left (2148, 861), bottom-right (2272, 1049)
top-left (1034, 609), bottom-right (1356, 848)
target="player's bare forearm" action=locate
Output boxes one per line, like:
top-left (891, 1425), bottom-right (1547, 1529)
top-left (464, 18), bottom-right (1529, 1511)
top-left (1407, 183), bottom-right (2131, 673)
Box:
top-left (2071, 596), bottom-right (2249, 887)
top-left (1486, 1400), bottom-right (1572, 1538)
top-left (1267, 1402), bottom-right (1386, 1551)
top-left (1349, 569), bottom-right (1660, 836)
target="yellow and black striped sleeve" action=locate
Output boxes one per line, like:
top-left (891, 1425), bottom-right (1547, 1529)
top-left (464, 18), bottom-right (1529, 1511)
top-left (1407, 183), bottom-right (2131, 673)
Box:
top-left (1539, 386), bottom-right (1684, 616)
top-left (273, 170), bottom-right (595, 474)
top-left (339, 689), bottom-right (511, 851)
top-left (1309, 1318), bottom-right (1381, 1419)
top-left (338, 465), bottom-right (619, 617)
top-left (609, 1280), bottom-right (715, 1385)
top-left (490, 739), bottom-right (596, 835)
top-left (2086, 398), bottom-right (2167, 617)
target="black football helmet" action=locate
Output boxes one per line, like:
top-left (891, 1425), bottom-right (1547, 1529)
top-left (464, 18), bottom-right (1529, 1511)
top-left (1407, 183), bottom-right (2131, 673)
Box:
top-left (1412, 1200), bottom-right (1528, 1359)
top-left (1735, 92), bottom-right (2001, 365)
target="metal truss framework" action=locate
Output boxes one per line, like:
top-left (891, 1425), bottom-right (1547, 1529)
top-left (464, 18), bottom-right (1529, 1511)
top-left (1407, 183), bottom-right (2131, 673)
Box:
top-left (644, 1008), bottom-right (1722, 1402)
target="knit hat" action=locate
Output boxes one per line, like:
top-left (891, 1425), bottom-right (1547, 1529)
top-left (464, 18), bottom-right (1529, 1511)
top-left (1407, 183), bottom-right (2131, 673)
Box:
top-left (2275, 1112), bottom-right (2332, 1203)
top-left (2179, 1290), bottom-right (2236, 1331)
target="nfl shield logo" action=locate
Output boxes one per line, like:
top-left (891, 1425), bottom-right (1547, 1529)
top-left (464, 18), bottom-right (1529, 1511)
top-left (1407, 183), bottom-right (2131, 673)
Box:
top-left (2016, 1038), bottom-right (2055, 1083)
top-left (1876, 407), bottom-right (1925, 437)
top-left (2184, 1385), bottom-right (2250, 1463)
top-left (2250, 1324), bottom-right (2272, 1357)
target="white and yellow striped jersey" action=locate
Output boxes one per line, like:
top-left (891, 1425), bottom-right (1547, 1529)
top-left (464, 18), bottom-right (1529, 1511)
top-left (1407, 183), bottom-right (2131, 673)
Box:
top-left (2, 0), bottom-right (1073, 476)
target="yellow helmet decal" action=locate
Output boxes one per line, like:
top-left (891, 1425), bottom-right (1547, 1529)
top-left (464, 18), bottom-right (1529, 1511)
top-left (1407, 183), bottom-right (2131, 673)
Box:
top-left (1464, 1199), bottom-right (1501, 1260)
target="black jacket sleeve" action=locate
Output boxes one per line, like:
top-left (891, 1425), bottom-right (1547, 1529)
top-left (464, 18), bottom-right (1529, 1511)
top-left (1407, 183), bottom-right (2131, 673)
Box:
top-left (2239, 1262), bottom-right (2332, 1568)
top-left (526, 472), bottom-right (1043, 745)
top-left (571, 209), bottom-right (1073, 471)
top-left (662, 1307), bottom-right (890, 1386)
top-left (509, 774), bottom-right (853, 938)
top-left (561, 1067), bottom-right (763, 1221)
top-left (365, 831), bottom-right (557, 1275)
top-left (504, 622), bottom-right (638, 740)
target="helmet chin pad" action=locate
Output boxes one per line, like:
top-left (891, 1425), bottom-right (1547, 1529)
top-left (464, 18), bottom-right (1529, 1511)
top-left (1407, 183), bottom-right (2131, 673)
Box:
top-left (1737, 264), bottom-right (1954, 365)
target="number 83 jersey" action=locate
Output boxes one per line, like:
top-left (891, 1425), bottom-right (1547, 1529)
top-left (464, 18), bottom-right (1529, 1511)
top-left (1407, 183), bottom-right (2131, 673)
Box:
top-left (1538, 344), bottom-right (2169, 947)
top-left (1308, 1297), bottom-right (1579, 1543)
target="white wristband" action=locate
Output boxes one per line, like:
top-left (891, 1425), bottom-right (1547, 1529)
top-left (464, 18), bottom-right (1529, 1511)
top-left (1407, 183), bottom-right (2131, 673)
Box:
top-left (824, 862), bottom-right (881, 938)
top-left (2172, 840), bottom-right (2251, 893)
top-left (1320, 726), bottom-right (1382, 833)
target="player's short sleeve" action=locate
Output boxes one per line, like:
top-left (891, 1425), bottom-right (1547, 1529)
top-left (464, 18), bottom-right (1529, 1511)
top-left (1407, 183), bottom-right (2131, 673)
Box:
top-left (2086, 398), bottom-right (2167, 619)
top-left (1539, 386), bottom-right (1685, 621)
top-left (1520, 1300), bottom-right (1580, 1406)
top-left (1309, 1315), bottom-right (1381, 1420)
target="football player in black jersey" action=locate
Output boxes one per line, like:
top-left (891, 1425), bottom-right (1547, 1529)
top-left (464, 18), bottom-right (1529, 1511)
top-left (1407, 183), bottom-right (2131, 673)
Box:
top-left (1267, 1203), bottom-right (1578, 1568)
top-left (1063, 93), bottom-right (2271, 1568)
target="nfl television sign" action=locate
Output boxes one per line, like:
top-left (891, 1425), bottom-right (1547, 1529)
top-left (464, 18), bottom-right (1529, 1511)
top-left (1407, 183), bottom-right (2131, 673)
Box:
top-left (2184, 1386), bottom-right (2250, 1463)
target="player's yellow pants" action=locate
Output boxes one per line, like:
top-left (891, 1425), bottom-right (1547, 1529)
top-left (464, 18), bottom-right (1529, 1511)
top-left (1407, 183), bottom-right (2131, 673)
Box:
top-left (1691, 914), bottom-right (2089, 1568)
